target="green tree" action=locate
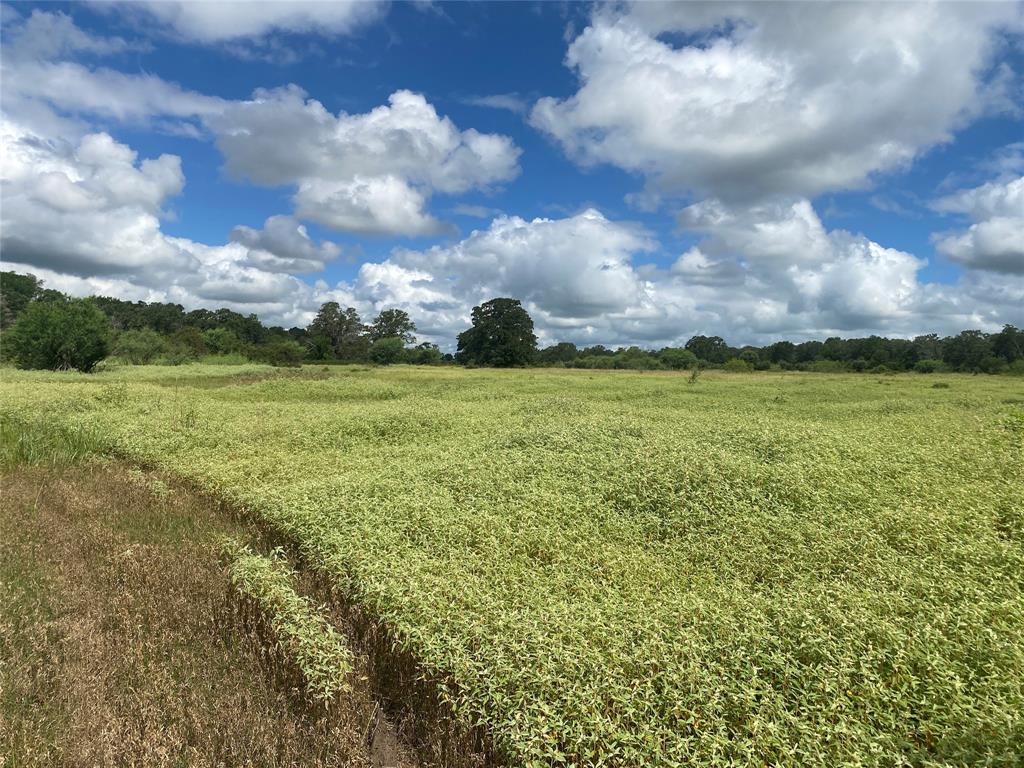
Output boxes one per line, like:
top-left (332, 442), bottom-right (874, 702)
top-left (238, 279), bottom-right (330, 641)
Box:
top-left (767, 340), bottom-right (796, 365)
top-left (168, 327), bottom-right (207, 360)
top-left (723, 358), bottom-right (753, 372)
top-left (258, 339), bottom-right (305, 367)
top-left (537, 342), bottom-right (579, 365)
top-left (657, 348), bottom-right (698, 370)
top-left (369, 308), bottom-right (416, 344)
top-left (407, 342), bottom-right (443, 365)
top-left (0, 271), bottom-right (41, 329)
top-left (456, 298), bottom-right (537, 367)
top-left (201, 327), bottom-right (244, 355)
top-left (942, 330), bottom-right (992, 372)
top-left (305, 334), bottom-right (334, 361)
top-left (992, 325), bottom-right (1024, 363)
top-left (684, 335), bottom-right (729, 364)
top-left (7, 297), bottom-right (111, 372)
top-left (308, 302), bottom-right (368, 360)
top-left (113, 328), bottom-right (165, 364)
top-left (369, 336), bottom-right (407, 365)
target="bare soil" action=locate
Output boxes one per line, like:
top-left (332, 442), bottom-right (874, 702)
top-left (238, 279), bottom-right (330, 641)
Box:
top-left (0, 461), bottom-right (413, 768)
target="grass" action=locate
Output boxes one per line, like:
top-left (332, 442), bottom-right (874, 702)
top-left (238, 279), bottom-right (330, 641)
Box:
top-left (2, 363), bottom-right (1022, 766)
top-left (0, 410), bottom-right (107, 469)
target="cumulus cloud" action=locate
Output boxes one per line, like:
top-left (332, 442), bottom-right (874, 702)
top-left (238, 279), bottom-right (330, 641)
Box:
top-left (209, 87), bottom-right (521, 236)
top-left (122, 1), bottom-right (386, 44)
top-left (1, 11), bottom-right (521, 237)
top-left (390, 209), bottom-right (655, 318)
top-left (532, 2), bottom-right (1022, 200)
top-left (294, 176), bottom-right (447, 237)
top-left (0, 119), bottom-right (194, 277)
top-left (0, 120), bottom-right (348, 327)
top-left (932, 176), bottom-right (1024, 274)
top-left (229, 215), bottom-right (341, 273)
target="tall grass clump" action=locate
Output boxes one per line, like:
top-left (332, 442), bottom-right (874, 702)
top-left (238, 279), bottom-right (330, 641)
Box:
top-left (223, 541), bottom-right (354, 705)
top-left (0, 410), bottom-right (106, 469)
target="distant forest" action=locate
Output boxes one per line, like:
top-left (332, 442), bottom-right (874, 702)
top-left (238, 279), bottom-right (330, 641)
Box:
top-left (1, 271), bottom-right (1022, 374)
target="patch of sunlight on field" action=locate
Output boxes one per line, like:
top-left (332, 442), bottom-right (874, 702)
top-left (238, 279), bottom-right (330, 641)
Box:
top-left (3, 364), bottom-right (1022, 766)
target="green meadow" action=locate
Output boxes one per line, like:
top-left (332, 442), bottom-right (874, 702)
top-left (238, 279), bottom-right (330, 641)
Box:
top-left (3, 364), bottom-right (1022, 766)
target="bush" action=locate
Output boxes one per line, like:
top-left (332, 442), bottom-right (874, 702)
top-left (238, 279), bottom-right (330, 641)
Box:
top-left (369, 337), bottom-right (406, 366)
top-left (807, 360), bottom-right (845, 373)
top-left (723, 358), bottom-right (752, 373)
top-left (407, 343), bottom-right (443, 365)
top-left (6, 298), bottom-right (111, 372)
top-left (980, 356), bottom-right (1008, 374)
top-left (201, 327), bottom-right (244, 355)
top-left (113, 328), bottom-right (165, 364)
top-left (914, 359), bottom-right (943, 374)
top-left (658, 348), bottom-right (698, 370)
top-left (259, 340), bottom-right (305, 367)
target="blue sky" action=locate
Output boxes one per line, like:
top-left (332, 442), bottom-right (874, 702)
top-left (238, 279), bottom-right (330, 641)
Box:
top-left (1, 1), bottom-right (1022, 347)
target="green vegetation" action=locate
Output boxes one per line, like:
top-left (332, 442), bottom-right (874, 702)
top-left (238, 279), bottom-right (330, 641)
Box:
top-left (0, 411), bottom-right (107, 469)
top-left (457, 297), bottom-right (538, 367)
top-left (3, 297), bottom-right (111, 372)
top-left (223, 541), bottom-right (354, 704)
top-left (2, 364), bottom-right (1021, 766)
top-left (4, 271), bottom-right (1023, 374)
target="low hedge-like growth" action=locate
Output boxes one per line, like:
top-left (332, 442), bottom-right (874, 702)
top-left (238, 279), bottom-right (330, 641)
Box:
top-left (223, 541), bottom-right (353, 704)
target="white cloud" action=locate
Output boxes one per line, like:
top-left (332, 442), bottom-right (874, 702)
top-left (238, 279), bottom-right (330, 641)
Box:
top-left (0, 119), bottom-right (193, 277)
top-left (390, 209), bottom-right (655, 318)
top-left (0, 10), bottom-right (223, 138)
top-left (678, 198), bottom-right (831, 267)
top-left (532, 2), bottom-right (1022, 200)
top-left (120, 1), bottom-right (386, 44)
top-left (3, 8), bottom-right (138, 61)
top-left (230, 215), bottom-right (341, 273)
top-left (0, 120), bottom-right (348, 327)
top-left (294, 176), bottom-right (446, 237)
top-left (211, 87), bottom-right (519, 192)
top-left (5, 61), bottom-right (225, 125)
top-left (933, 175), bottom-right (1024, 274)
top-left (462, 93), bottom-right (529, 115)
top-left (209, 87), bottom-right (521, 236)
top-left (1, 11), bottom-right (521, 238)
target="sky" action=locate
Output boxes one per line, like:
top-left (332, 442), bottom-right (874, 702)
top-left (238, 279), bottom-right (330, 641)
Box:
top-left (1, 0), bottom-right (1022, 349)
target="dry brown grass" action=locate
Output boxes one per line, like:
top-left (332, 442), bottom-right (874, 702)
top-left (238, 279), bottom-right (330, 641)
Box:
top-left (0, 461), bottom-right (412, 768)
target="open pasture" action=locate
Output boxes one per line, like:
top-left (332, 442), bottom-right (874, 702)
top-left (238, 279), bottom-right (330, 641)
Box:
top-left (2, 365), bottom-right (1022, 766)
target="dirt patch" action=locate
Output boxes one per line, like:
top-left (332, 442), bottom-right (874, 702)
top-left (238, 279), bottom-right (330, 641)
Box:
top-left (0, 462), bottom-right (413, 767)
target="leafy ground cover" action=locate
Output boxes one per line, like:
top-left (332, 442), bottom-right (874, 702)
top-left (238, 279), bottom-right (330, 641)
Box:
top-left (224, 541), bottom-right (355, 704)
top-left (2, 364), bottom-right (1022, 766)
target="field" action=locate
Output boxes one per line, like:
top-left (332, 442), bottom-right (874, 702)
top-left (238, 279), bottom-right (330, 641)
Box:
top-left (2, 364), bottom-right (1023, 766)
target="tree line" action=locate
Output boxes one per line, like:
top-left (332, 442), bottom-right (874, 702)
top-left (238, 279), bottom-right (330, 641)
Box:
top-left (1, 271), bottom-right (1021, 374)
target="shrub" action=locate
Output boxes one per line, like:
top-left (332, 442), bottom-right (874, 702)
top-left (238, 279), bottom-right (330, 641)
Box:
top-left (723, 358), bottom-right (752, 373)
top-left (201, 327), bottom-right (244, 355)
top-left (407, 343), bottom-right (443, 365)
top-left (6, 298), bottom-right (111, 372)
top-left (914, 359), bottom-right (943, 374)
top-left (259, 340), bottom-right (305, 367)
top-left (807, 360), bottom-right (845, 373)
top-left (980, 356), bottom-right (1008, 374)
top-left (368, 336), bottom-right (407, 366)
top-left (113, 328), bottom-right (165, 364)
top-left (658, 348), bottom-right (699, 370)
